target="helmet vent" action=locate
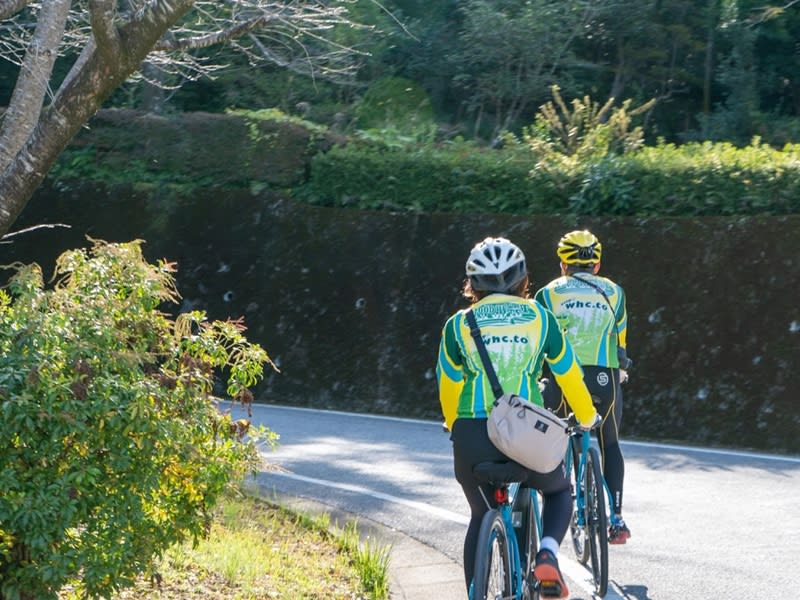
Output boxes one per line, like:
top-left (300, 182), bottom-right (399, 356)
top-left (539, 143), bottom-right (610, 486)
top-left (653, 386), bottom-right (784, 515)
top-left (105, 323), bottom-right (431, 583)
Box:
top-left (483, 247), bottom-right (500, 266)
top-left (465, 237), bottom-right (527, 292)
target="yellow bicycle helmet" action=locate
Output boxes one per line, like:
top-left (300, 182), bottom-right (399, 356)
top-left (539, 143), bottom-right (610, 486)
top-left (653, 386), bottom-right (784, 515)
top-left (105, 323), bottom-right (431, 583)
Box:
top-left (556, 230), bottom-right (602, 265)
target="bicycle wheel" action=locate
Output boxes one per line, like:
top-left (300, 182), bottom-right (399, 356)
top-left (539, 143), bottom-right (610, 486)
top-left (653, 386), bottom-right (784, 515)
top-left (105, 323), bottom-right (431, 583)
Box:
top-left (585, 446), bottom-right (609, 597)
top-left (568, 438), bottom-right (590, 565)
top-left (515, 489), bottom-right (539, 600)
top-left (472, 509), bottom-right (512, 600)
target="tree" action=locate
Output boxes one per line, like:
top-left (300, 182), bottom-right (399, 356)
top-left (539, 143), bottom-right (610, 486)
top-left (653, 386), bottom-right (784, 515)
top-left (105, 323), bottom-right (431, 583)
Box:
top-left (571, 0), bottom-right (712, 137)
top-left (0, 1), bottom-right (369, 237)
top-left (0, 239), bottom-right (274, 599)
top-left (447, 0), bottom-right (604, 141)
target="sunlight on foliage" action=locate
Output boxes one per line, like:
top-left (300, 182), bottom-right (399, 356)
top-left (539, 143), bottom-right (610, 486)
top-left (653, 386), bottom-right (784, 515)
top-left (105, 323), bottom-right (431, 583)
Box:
top-left (522, 85), bottom-right (656, 167)
top-left (0, 239), bottom-right (276, 599)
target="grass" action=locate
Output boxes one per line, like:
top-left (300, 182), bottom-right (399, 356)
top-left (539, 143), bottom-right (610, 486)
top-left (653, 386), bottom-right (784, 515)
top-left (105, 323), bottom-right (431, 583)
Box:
top-left (59, 492), bottom-right (391, 600)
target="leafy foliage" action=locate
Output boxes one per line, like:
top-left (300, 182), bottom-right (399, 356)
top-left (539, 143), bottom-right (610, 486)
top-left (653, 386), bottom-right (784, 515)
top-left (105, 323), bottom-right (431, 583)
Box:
top-left (354, 76), bottom-right (436, 140)
top-left (523, 85), bottom-right (655, 162)
top-left (43, 105), bottom-right (800, 218)
top-left (447, 0), bottom-right (589, 140)
top-left (298, 139), bottom-right (552, 213)
top-left (0, 240), bottom-right (274, 600)
top-left (298, 130), bottom-right (800, 216)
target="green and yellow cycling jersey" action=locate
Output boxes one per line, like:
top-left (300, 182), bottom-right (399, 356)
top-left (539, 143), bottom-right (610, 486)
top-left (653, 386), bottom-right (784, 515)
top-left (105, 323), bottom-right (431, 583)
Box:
top-left (436, 293), bottom-right (595, 430)
top-left (534, 274), bottom-right (628, 368)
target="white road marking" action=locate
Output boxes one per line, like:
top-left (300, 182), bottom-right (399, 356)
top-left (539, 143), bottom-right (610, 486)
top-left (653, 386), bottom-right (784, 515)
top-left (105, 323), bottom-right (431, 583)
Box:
top-left (265, 469), bottom-right (470, 525)
top-left (620, 439), bottom-right (800, 463)
top-left (238, 402), bottom-right (800, 463)
top-left (262, 466), bottom-right (622, 599)
top-left (248, 403), bottom-right (795, 600)
top-left (560, 558), bottom-right (624, 599)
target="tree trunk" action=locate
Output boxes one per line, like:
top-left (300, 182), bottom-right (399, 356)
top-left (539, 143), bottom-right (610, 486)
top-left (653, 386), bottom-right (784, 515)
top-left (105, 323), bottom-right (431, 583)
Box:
top-left (0, 0), bottom-right (71, 171)
top-left (0, 0), bottom-right (196, 236)
top-left (703, 0), bottom-right (718, 115)
top-left (609, 38), bottom-right (626, 102)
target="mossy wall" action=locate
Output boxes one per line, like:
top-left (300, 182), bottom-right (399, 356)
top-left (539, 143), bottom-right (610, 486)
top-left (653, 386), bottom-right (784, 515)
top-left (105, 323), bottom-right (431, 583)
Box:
top-left (7, 187), bottom-right (799, 454)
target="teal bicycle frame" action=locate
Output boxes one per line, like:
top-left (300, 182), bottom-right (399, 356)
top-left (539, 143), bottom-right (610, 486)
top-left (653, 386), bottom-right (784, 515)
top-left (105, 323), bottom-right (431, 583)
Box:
top-left (470, 464), bottom-right (543, 600)
top-left (565, 429), bottom-right (613, 597)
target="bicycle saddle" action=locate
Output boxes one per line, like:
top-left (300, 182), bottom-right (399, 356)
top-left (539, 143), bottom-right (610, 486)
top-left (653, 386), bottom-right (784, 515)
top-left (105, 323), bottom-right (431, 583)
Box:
top-left (473, 460), bottom-right (530, 485)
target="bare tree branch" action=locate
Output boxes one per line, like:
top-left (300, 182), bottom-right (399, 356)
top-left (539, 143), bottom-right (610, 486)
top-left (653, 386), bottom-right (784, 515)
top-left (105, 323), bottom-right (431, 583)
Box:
top-left (89, 0), bottom-right (123, 61)
top-left (749, 0), bottom-right (800, 25)
top-left (0, 0), bottom-right (384, 235)
top-left (0, 0), bottom-right (30, 21)
top-left (155, 14), bottom-right (270, 52)
top-left (0, 222), bottom-right (70, 243)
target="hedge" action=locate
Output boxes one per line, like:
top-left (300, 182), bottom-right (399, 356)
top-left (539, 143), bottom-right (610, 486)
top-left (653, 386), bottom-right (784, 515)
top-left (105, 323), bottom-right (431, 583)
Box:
top-left (296, 139), bottom-right (800, 216)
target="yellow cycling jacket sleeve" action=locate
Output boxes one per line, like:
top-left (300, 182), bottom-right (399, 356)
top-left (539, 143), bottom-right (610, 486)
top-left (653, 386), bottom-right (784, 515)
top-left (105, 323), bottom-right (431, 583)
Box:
top-left (616, 288), bottom-right (628, 353)
top-left (436, 317), bottom-right (464, 430)
top-left (542, 309), bottom-right (596, 425)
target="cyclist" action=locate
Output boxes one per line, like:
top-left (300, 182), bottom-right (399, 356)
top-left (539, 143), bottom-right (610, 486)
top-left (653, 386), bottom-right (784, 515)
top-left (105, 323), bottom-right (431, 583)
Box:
top-left (437, 237), bottom-right (599, 598)
top-left (534, 229), bottom-right (632, 544)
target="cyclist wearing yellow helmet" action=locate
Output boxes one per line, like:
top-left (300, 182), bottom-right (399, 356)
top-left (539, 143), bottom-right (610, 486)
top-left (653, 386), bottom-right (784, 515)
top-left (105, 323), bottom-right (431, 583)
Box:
top-left (437, 237), bottom-right (598, 598)
top-left (534, 229), bottom-right (633, 545)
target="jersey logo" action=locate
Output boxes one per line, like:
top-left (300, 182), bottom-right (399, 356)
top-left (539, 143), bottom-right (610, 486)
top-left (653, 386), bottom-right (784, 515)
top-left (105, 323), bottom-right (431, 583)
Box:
top-left (473, 303), bottom-right (538, 326)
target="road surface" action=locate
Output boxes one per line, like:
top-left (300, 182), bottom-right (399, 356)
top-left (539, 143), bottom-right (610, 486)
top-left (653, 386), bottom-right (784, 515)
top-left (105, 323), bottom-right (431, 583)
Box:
top-left (228, 402), bottom-right (800, 600)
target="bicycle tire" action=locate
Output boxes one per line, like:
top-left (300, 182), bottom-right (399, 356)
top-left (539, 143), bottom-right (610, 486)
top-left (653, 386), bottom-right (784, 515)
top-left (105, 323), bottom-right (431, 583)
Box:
top-left (568, 437), bottom-right (590, 565)
top-left (585, 446), bottom-right (609, 597)
top-left (516, 489), bottom-right (539, 600)
top-left (472, 509), bottom-right (513, 600)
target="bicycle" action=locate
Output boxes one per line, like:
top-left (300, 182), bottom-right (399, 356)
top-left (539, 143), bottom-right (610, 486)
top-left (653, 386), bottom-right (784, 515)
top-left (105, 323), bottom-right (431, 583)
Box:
top-left (564, 421), bottom-right (613, 598)
top-left (470, 460), bottom-right (566, 600)
top-left (470, 460), bottom-right (538, 600)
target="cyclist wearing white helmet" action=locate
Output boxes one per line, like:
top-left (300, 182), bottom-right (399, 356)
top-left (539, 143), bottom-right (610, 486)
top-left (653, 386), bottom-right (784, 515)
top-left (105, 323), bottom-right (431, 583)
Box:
top-left (535, 229), bottom-right (632, 544)
top-left (437, 236), bottom-right (598, 598)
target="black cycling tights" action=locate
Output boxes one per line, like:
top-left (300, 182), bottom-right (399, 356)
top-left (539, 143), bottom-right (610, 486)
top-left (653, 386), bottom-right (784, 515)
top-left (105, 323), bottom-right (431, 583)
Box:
top-left (450, 418), bottom-right (572, 589)
top-left (543, 365), bottom-right (626, 515)
top-left (601, 439), bottom-right (624, 514)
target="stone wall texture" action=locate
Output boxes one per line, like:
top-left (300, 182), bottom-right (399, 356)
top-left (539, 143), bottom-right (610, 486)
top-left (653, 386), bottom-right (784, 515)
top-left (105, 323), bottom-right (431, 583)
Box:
top-left (7, 186), bottom-right (799, 454)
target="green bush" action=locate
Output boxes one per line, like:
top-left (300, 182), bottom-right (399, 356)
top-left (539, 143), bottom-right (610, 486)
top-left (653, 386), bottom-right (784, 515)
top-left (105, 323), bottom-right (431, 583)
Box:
top-left (297, 136), bottom-right (800, 216)
top-left (0, 240), bottom-right (274, 600)
top-left (620, 139), bottom-right (800, 215)
top-left (47, 110), bottom-right (800, 217)
top-left (297, 140), bottom-right (559, 213)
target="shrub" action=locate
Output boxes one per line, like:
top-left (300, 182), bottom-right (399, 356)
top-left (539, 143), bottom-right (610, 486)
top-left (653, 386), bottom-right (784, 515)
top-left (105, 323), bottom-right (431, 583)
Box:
top-left (0, 239), bottom-right (274, 600)
top-left (298, 140), bottom-right (554, 213)
top-left (297, 134), bottom-right (800, 216)
top-left (522, 85), bottom-right (655, 164)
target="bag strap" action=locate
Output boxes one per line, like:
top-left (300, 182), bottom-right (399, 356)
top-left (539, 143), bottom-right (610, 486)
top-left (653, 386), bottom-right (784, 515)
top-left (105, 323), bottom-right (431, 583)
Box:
top-left (465, 309), bottom-right (504, 400)
top-left (569, 273), bottom-right (621, 342)
top-left (570, 273), bottom-right (632, 369)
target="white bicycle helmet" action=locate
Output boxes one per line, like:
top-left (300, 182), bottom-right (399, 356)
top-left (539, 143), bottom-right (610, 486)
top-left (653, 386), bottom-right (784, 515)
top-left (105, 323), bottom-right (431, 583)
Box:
top-left (465, 237), bottom-right (527, 292)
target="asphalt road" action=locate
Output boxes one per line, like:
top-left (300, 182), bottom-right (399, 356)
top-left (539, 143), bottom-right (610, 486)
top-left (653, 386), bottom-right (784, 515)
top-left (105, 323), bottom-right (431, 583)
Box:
top-left (228, 402), bottom-right (800, 600)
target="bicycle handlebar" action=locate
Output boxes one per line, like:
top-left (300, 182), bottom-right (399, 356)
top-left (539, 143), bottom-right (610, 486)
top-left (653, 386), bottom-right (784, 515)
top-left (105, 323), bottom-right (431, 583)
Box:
top-left (565, 412), bottom-right (601, 434)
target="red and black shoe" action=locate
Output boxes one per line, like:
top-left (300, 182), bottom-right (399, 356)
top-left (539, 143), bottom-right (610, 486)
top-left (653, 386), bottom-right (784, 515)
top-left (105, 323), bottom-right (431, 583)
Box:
top-left (609, 519), bottom-right (632, 545)
top-left (533, 549), bottom-right (569, 598)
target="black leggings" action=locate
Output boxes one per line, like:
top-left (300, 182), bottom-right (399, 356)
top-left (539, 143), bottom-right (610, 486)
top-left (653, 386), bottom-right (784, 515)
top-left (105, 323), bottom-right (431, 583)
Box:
top-left (450, 418), bottom-right (572, 590)
top-left (542, 365), bottom-right (625, 515)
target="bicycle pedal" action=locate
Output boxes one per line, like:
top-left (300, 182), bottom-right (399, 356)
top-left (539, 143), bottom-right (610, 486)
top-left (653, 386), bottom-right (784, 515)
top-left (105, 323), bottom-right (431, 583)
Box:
top-left (537, 580), bottom-right (563, 598)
